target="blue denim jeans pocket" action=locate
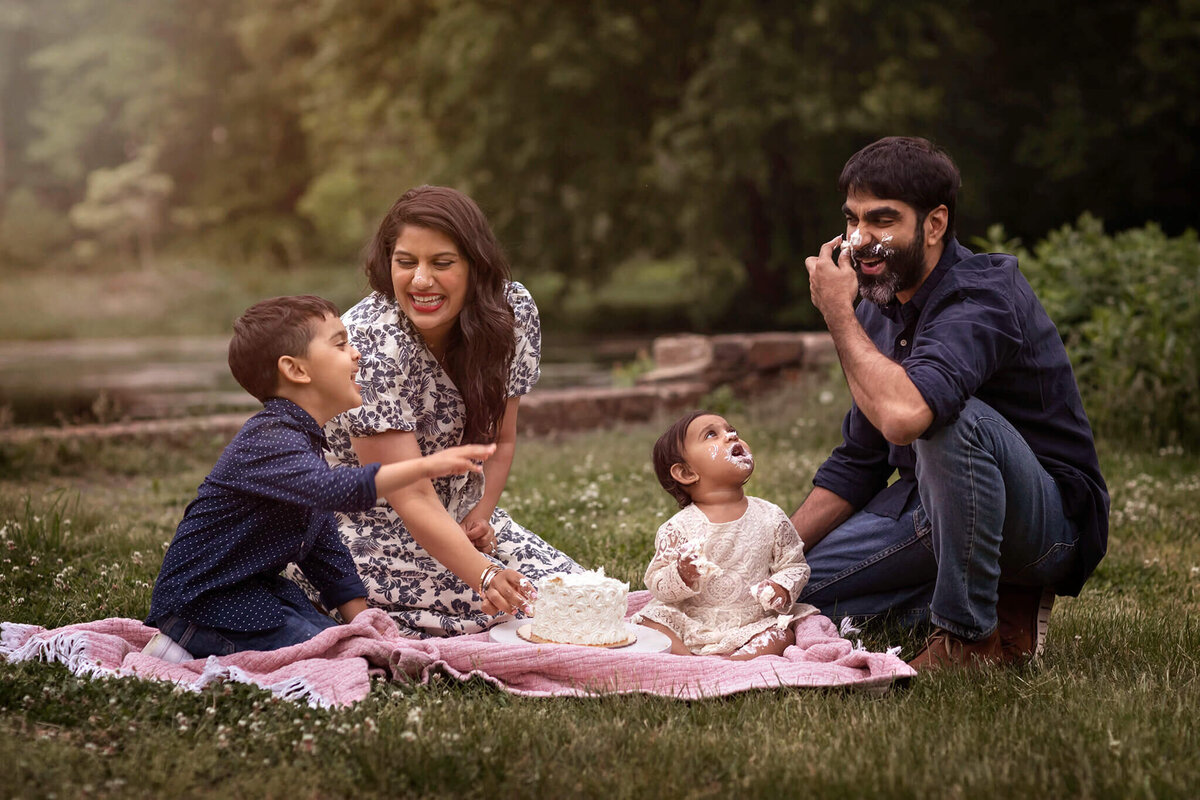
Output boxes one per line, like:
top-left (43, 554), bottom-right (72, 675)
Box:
top-left (1005, 518), bottom-right (1081, 586)
top-left (157, 615), bottom-right (236, 658)
top-left (156, 600), bottom-right (338, 658)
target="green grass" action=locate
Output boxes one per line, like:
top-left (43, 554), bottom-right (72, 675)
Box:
top-left (2, 379), bottom-right (1198, 799)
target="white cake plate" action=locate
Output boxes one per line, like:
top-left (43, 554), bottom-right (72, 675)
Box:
top-left (487, 618), bottom-right (671, 653)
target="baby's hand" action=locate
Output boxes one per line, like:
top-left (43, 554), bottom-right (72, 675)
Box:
top-left (678, 554), bottom-right (702, 588)
top-left (750, 580), bottom-right (791, 612)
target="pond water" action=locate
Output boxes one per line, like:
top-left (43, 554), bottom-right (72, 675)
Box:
top-left (1, 334), bottom-right (652, 426)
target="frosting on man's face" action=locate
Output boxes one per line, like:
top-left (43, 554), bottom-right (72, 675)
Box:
top-left (841, 192), bottom-right (928, 305)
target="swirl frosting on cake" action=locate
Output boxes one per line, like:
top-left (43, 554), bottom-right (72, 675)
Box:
top-left (531, 568), bottom-right (630, 645)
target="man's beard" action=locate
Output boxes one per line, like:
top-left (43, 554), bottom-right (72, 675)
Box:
top-left (853, 222), bottom-right (926, 306)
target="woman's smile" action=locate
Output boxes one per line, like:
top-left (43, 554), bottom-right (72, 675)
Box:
top-left (409, 293), bottom-right (448, 312)
top-left (391, 225), bottom-right (470, 351)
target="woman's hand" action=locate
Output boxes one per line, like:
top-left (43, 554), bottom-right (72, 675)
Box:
top-left (480, 568), bottom-right (536, 616)
top-left (461, 509), bottom-right (497, 555)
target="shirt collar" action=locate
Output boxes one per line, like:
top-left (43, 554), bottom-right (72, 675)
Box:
top-left (263, 397), bottom-right (326, 445)
top-left (876, 237), bottom-right (964, 322)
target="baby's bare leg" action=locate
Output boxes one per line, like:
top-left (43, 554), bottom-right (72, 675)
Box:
top-left (729, 626), bottom-right (795, 660)
top-left (639, 620), bottom-right (693, 655)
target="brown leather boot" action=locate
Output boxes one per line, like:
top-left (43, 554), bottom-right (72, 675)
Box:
top-left (997, 585), bottom-right (1055, 665)
top-left (908, 628), bottom-right (1002, 671)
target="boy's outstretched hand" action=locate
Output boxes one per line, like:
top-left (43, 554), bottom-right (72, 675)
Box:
top-left (424, 443), bottom-right (496, 479)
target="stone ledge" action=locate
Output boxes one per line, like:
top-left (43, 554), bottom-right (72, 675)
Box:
top-left (639, 331), bottom-right (834, 390)
top-left (519, 381), bottom-right (710, 436)
top-left (521, 331), bottom-right (833, 433)
top-left (0, 331), bottom-right (835, 441)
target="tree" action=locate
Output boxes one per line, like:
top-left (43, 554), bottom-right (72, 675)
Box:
top-left (69, 146), bottom-right (173, 269)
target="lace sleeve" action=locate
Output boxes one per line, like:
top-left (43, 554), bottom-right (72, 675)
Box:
top-left (766, 502), bottom-right (810, 602)
top-left (642, 516), bottom-right (701, 602)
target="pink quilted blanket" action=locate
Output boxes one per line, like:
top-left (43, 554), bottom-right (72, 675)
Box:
top-left (1, 592), bottom-right (914, 707)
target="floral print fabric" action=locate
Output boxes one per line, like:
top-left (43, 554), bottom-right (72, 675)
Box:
top-left (298, 282), bottom-right (580, 638)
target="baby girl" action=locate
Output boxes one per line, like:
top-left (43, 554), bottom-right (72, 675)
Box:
top-left (633, 411), bottom-right (817, 658)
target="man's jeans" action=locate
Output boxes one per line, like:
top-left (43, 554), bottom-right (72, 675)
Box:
top-left (798, 398), bottom-right (1080, 641)
top-left (156, 597), bottom-right (340, 658)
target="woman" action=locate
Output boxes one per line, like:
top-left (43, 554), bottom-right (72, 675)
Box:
top-left (315, 185), bottom-right (579, 637)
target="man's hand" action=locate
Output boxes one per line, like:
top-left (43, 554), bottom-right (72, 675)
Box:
top-left (806, 234), bottom-right (859, 322)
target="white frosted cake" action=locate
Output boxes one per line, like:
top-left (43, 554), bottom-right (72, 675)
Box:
top-left (530, 568), bottom-right (631, 646)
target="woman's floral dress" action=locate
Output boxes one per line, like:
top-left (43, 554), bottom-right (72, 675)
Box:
top-left (295, 282), bottom-right (580, 638)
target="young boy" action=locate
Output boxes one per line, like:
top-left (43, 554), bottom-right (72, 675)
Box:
top-left (632, 410), bottom-right (816, 659)
top-left (143, 295), bottom-right (494, 662)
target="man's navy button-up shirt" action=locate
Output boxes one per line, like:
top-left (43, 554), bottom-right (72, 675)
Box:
top-left (147, 398), bottom-right (380, 632)
top-left (812, 239), bottom-right (1109, 595)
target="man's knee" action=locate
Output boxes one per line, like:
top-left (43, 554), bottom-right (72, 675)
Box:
top-left (913, 397), bottom-right (1006, 463)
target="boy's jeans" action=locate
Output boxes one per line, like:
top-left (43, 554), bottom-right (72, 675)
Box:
top-left (156, 596), bottom-right (340, 658)
top-left (798, 398), bottom-right (1080, 641)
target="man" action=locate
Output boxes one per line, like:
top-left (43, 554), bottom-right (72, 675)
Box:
top-left (793, 136), bottom-right (1109, 670)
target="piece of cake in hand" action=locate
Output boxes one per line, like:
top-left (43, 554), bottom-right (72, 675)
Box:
top-left (632, 410), bottom-right (818, 659)
top-left (528, 568), bottom-right (631, 646)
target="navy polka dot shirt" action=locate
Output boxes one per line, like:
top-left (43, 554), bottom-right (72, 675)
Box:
top-left (147, 398), bottom-right (380, 633)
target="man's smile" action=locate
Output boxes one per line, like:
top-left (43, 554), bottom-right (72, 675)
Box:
top-left (857, 256), bottom-right (886, 275)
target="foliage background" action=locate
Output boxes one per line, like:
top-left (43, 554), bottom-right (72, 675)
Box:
top-left (2, 0), bottom-right (1197, 331)
top-left (1, 1), bottom-right (1198, 445)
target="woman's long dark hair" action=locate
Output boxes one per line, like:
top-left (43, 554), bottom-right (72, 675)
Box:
top-left (364, 186), bottom-right (516, 444)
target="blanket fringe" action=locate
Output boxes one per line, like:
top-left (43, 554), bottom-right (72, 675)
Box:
top-left (4, 608), bottom-right (914, 704)
top-left (199, 658), bottom-right (328, 709)
top-left (2, 625), bottom-right (120, 679)
top-left (1, 622), bottom-right (41, 656)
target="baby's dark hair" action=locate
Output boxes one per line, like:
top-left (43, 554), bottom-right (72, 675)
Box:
top-left (228, 295), bottom-right (340, 402)
top-left (652, 410), bottom-right (712, 508)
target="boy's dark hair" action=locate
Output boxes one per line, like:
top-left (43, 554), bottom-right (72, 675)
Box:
top-left (837, 136), bottom-right (962, 237)
top-left (228, 295), bottom-right (340, 402)
top-left (653, 410), bottom-right (710, 509)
